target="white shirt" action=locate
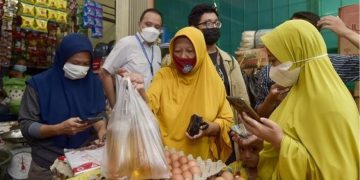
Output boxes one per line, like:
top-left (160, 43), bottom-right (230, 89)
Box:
top-left (102, 32), bottom-right (161, 89)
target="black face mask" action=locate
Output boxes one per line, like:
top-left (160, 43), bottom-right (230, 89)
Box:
top-left (202, 28), bottom-right (221, 45)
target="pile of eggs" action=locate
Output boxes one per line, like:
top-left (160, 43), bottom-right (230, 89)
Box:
top-left (165, 150), bottom-right (201, 180)
top-left (208, 171), bottom-right (245, 180)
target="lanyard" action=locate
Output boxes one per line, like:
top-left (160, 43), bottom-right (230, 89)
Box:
top-left (135, 34), bottom-right (154, 76)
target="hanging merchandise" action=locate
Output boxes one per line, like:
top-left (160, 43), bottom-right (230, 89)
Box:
top-left (47, 9), bottom-right (57, 22)
top-left (34, 6), bottom-right (47, 19)
top-left (0, 0), bottom-right (18, 66)
top-left (0, 0), bottom-right (82, 69)
top-left (56, 0), bottom-right (67, 12)
top-left (56, 11), bottom-right (67, 24)
top-left (47, 0), bottom-right (56, 9)
top-left (83, 0), bottom-right (95, 28)
top-left (18, 2), bottom-right (35, 17)
top-left (91, 1), bottom-right (103, 38)
top-left (81, 0), bottom-right (102, 38)
top-left (34, 0), bottom-right (47, 7)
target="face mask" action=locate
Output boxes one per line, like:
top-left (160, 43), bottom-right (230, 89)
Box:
top-left (173, 55), bottom-right (196, 74)
top-left (63, 62), bottom-right (89, 80)
top-left (13, 65), bottom-right (27, 73)
top-left (269, 54), bottom-right (327, 87)
top-left (202, 28), bottom-right (221, 45)
top-left (140, 27), bottom-right (160, 43)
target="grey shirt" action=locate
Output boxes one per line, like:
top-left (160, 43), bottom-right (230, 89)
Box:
top-left (19, 86), bottom-right (64, 169)
top-left (18, 86), bottom-right (100, 169)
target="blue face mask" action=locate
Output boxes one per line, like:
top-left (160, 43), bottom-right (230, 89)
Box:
top-left (13, 65), bottom-right (27, 73)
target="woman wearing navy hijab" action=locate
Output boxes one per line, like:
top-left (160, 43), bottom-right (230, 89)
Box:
top-left (19, 33), bottom-right (106, 179)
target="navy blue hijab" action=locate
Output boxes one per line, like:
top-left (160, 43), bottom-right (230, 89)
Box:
top-left (27, 33), bottom-right (106, 149)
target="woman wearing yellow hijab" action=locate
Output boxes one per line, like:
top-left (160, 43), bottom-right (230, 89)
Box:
top-left (142, 26), bottom-right (233, 161)
top-left (240, 20), bottom-right (359, 179)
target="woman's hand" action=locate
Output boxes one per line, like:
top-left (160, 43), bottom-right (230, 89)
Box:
top-left (93, 120), bottom-right (107, 144)
top-left (186, 122), bottom-right (220, 140)
top-left (268, 84), bottom-right (289, 104)
top-left (57, 117), bottom-right (91, 136)
top-left (241, 112), bottom-right (283, 150)
top-left (117, 68), bottom-right (148, 102)
top-left (231, 132), bottom-right (263, 147)
top-left (317, 16), bottom-right (349, 37)
top-left (117, 68), bottom-right (145, 90)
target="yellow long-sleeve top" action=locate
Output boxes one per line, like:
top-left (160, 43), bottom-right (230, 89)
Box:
top-left (147, 27), bottom-right (233, 161)
top-left (259, 20), bottom-right (359, 179)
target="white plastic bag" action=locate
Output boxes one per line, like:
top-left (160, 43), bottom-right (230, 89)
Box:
top-left (101, 76), bottom-right (170, 179)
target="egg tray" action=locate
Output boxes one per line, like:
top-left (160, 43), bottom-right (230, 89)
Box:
top-left (190, 156), bottom-right (226, 180)
top-left (166, 147), bottom-right (226, 180)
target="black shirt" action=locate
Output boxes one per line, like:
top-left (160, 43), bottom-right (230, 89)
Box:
top-left (209, 51), bottom-right (231, 95)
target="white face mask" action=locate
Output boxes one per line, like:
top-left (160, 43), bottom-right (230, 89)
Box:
top-left (63, 62), bottom-right (89, 80)
top-left (269, 54), bottom-right (327, 87)
top-left (140, 27), bottom-right (160, 43)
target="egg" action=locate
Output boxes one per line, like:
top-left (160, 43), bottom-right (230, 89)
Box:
top-left (172, 174), bottom-right (185, 180)
top-left (180, 164), bottom-right (189, 172)
top-left (221, 171), bottom-right (234, 180)
top-left (171, 153), bottom-right (179, 162)
top-left (172, 161), bottom-right (181, 168)
top-left (234, 176), bottom-right (246, 180)
top-left (182, 171), bottom-right (193, 180)
top-left (167, 157), bottom-right (172, 164)
top-left (172, 168), bottom-right (182, 175)
top-left (187, 160), bottom-right (197, 167)
top-left (215, 177), bottom-right (225, 180)
top-left (189, 166), bottom-right (201, 176)
top-left (165, 150), bottom-right (170, 158)
top-left (179, 156), bottom-right (188, 164)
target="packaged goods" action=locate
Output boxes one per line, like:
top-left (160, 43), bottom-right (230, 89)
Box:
top-left (34, 18), bottom-right (47, 32)
top-left (20, 16), bottom-right (34, 30)
top-left (34, 6), bottom-right (47, 19)
top-left (47, 9), bottom-right (57, 21)
top-left (34, 0), bottom-right (47, 7)
top-left (19, 2), bottom-right (35, 17)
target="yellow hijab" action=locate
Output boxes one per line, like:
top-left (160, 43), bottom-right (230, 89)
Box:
top-left (147, 27), bottom-right (233, 161)
top-left (259, 20), bottom-right (359, 179)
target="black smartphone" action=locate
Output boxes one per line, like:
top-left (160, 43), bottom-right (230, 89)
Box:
top-left (80, 116), bottom-right (104, 125)
top-left (226, 96), bottom-right (261, 122)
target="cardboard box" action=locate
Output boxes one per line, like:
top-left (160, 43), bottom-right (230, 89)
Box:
top-left (338, 4), bottom-right (360, 55)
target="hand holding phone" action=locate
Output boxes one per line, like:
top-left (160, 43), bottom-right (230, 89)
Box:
top-left (79, 116), bottom-right (104, 125)
top-left (226, 96), bottom-right (261, 122)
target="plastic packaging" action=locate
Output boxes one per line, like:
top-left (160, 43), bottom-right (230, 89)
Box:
top-left (21, 0), bottom-right (35, 5)
top-left (102, 77), bottom-right (170, 179)
top-left (19, 2), bottom-right (35, 17)
top-left (34, 19), bottom-right (47, 32)
top-left (47, 9), bottom-right (57, 21)
top-left (47, 0), bottom-right (57, 9)
top-left (56, 11), bottom-right (67, 24)
top-left (20, 16), bottom-right (34, 30)
top-left (34, 0), bottom-right (47, 7)
top-left (56, 0), bottom-right (67, 12)
top-left (34, 6), bottom-right (47, 19)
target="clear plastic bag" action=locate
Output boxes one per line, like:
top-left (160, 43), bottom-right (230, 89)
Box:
top-left (101, 76), bottom-right (170, 179)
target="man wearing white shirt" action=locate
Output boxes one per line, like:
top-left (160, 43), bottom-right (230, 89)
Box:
top-left (100, 8), bottom-right (163, 108)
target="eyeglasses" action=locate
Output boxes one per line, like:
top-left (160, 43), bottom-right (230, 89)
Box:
top-left (197, 21), bottom-right (222, 28)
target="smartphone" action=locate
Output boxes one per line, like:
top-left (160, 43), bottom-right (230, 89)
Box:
top-left (226, 96), bottom-right (261, 122)
top-left (80, 116), bottom-right (104, 125)
top-left (231, 124), bottom-right (249, 138)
